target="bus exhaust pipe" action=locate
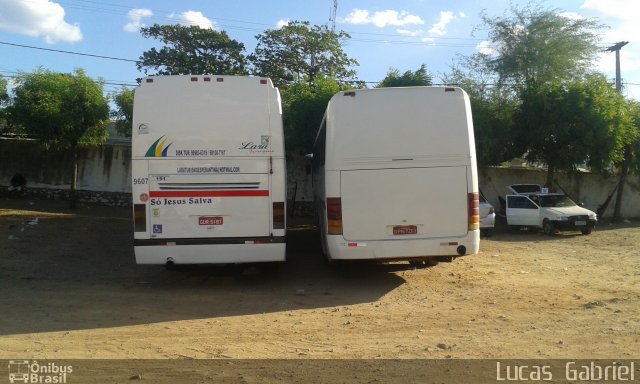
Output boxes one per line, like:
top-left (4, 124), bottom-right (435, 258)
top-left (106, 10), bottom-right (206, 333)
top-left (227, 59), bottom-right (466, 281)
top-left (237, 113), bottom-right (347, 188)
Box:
top-left (456, 246), bottom-right (467, 256)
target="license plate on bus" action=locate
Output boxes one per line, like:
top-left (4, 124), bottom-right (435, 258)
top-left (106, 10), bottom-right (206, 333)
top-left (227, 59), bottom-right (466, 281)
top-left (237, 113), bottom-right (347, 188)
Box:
top-left (393, 225), bottom-right (418, 235)
top-left (575, 220), bottom-right (586, 226)
top-left (199, 216), bottom-right (223, 226)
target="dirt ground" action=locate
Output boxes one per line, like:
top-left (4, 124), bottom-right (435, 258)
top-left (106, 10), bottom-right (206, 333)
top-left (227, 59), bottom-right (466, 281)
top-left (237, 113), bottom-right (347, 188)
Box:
top-left (0, 198), bottom-right (639, 380)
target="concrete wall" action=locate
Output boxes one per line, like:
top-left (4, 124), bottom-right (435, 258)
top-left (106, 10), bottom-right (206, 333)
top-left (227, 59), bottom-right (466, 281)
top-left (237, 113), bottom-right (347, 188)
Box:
top-left (1, 138), bottom-right (638, 218)
top-left (0, 138), bottom-right (131, 192)
top-left (0, 138), bottom-right (131, 206)
top-left (478, 167), bottom-right (640, 219)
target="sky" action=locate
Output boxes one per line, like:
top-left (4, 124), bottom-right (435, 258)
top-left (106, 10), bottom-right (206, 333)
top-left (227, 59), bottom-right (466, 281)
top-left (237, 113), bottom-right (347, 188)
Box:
top-left (0, 0), bottom-right (639, 100)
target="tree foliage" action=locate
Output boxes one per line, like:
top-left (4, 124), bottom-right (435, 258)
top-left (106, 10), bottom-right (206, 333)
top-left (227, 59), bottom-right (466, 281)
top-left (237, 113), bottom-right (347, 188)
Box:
top-left (444, 53), bottom-right (500, 102)
top-left (376, 64), bottom-right (433, 88)
top-left (444, 4), bottom-right (626, 180)
top-left (0, 76), bottom-right (7, 105)
top-left (468, 92), bottom-right (519, 167)
top-left (514, 75), bottom-right (632, 186)
top-left (138, 24), bottom-right (248, 76)
top-left (480, 4), bottom-right (603, 90)
top-left (282, 75), bottom-right (345, 155)
top-left (9, 68), bottom-right (110, 207)
top-left (0, 76), bottom-right (10, 135)
top-left (626, 100), bottom-right (640, 173)
top-left (250, 21), bottom-right (359, 89)
top-left (443, 54), bottom-right (519, 166)
top-left (110, 87), bottom-right (134, 137)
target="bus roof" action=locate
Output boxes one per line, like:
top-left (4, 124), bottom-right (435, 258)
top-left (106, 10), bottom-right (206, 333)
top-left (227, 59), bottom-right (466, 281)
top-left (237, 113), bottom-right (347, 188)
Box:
top-left (322, 86), bottom-right (476, 170)
top-left (132, 75), bottom-right (283, 158)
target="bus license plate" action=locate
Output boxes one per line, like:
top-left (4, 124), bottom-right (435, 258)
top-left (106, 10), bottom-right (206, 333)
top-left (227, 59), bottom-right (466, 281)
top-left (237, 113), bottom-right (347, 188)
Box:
top-left (393, 225), bottom-right (417, 235)
top-left (199, 216), bottom-right (223, 226)
top-left (575, 220), bottom-right (586, 226)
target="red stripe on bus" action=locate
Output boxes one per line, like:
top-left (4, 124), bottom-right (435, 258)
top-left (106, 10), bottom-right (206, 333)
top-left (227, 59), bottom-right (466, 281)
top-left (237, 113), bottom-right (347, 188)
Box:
top-left (150, 190), bottom-right (269, 197)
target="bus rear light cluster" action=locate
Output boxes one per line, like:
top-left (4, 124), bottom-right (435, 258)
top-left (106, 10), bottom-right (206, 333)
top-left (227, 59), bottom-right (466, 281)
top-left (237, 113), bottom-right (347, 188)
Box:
top-left (327, 197), bottom-right (343, 235)
top-left (273, 202), bottom-right (285, 230)
top-left (468, 192), bottom-right (480, 231)
top-left (134, 204), bottom-right (146, 232)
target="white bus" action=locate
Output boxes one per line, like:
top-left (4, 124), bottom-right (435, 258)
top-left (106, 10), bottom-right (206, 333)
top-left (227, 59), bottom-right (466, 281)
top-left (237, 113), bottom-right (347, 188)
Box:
top-left (132, 75), bottom-right (286, 266)
top-left (312, 86), bottom-right (480, 264)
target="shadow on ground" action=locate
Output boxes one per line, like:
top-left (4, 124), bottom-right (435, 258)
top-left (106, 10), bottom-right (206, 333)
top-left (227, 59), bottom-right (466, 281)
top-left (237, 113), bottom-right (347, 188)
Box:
top-left (0, 201), bottom-right (410, 335)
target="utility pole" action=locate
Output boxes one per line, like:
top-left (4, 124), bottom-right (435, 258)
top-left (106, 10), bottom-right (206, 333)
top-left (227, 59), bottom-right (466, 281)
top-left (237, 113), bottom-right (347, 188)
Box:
top-left (330, 0), bottom-right (338, 32)
top-left (607, 41), bottom-right (628, 92)
top-left (606, 41), bottom-right (629, 223)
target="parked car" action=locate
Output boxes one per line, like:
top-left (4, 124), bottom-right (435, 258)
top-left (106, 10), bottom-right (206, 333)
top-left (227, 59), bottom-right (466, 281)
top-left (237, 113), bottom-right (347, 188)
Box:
top-left (479, 193), bottom-right (495, 237)
top-left (505, 191), bottom-right (597, 236)
top-left (507, 184), bottom-right (544, 195)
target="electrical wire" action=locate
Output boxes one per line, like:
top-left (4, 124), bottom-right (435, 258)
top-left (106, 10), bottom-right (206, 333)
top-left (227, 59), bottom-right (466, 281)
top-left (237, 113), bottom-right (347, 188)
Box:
top-left (0, 41), bottom-right (139, 63)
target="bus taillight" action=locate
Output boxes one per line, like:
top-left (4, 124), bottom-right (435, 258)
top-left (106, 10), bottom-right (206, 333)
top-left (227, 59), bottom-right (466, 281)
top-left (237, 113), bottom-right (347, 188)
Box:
top-left (273, 202), bottom-right (285, 230)
top-left (468, 193), bottom-right (480, 231)
top-left (134, 204), bottom-right (146, 232)
top-left (327, 197), bottom-right (343, 235)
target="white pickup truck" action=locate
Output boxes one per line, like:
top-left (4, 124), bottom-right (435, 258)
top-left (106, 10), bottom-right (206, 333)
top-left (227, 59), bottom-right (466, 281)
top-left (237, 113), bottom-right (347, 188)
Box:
top-left (505, 185), bottom-right (597, 236)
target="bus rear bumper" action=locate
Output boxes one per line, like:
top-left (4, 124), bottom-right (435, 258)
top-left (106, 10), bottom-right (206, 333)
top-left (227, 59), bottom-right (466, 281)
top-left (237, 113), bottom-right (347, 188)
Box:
top-left (325, 231), bottom-right (479, 261)
top-left (134, 238), bottom-right (286, 264)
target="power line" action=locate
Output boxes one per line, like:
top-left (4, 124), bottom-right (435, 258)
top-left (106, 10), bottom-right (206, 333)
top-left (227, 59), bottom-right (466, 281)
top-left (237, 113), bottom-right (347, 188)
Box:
top-left (0, 71), bottom-right (137, 88)
top-left (0, 41), bottom-right (139, 63)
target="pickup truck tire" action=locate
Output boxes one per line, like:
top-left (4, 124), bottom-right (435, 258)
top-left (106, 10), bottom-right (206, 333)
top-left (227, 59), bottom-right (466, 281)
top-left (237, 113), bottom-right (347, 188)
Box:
top-left (581, 228), bottom-right (593, 235)
top-left (543, 220), bottom-right (555, 236)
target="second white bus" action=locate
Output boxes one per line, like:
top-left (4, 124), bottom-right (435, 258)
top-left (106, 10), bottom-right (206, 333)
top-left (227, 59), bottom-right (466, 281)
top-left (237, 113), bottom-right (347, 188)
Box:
top-left (312, 86), bottom-right (480, 264)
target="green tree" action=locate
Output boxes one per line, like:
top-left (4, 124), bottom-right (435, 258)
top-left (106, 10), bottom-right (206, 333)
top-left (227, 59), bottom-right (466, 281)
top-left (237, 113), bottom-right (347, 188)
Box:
top-left (481, 4), bottom-right (603, 90)
top-left (0, 77), bottom-right (7, 99)
top-left (282, 75), bottom-right (345, 155)
top-left (611, 99), bottom-right (640, 221)
top-left (626, 101), bottom-right (640, 173)
top-left (514, 75), bottom-right (632, 187)
top-left (444, 53), bottom-right (499, 102)
top-left (446, 4), bottom-right (617, 175)
top-left (443, 54), bottom-right (519, 166)
top-left (376, 64), bottom-right (433, 88)
top-left (10, 68), bottom-right (110, 208)
top-left (250, 21), bottom-right (359, 89)
top-left (0, 76), bottom-right (11, 135)
top-left (110, 87), bottom-right (134, 137)
top-left (468, 91), bottom-right (518, 167)
top-left (138, 24), bottom-right (248, 76)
